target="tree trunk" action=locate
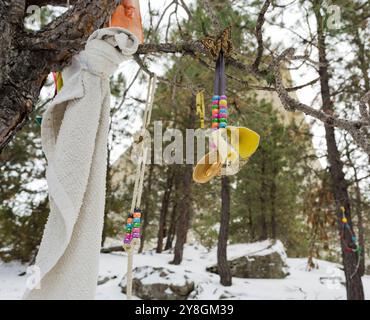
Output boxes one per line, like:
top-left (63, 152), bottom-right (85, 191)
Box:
top-left (270, 173), bottom-right (277, 240)
top-left (350, 155), bottom-right (365, 276)
top-left (139, 164), bottom-right (154, 253)
top-left (217, 176), bottom-right (232, 286)
top-left (0, 1), bottom-right (118, 153)
top-left (164, 202), bottom-right (178, 251)
top-left (171, 95), bottom-right (195, 265)
top-left (164, 173), bottom-right (180, 251)
top-left (248, 206), bottom-right (255, 241)
top-left (101, 143), bottom-right (112, 247)
top-left (259, 150), bottom-right (268, 240)
top-left (171, 164), bottom-right (192, 265)
top-left (156, 167), bottom-right (174, 253)
top-left (314, 2), bottom-right (364, 300)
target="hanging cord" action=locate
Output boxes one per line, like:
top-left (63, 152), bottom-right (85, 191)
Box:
top-left (130, 75), bottom-right (156, 212)
top-left (124, 74), bottom-right (157, 300)
top-left (213, 54), bottom-right (221, 97)
top-left (219, 51), bottom-right (226, 97)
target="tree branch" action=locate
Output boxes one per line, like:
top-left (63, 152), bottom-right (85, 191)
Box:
top-left (20, 0), bottom-right (118, 69)
top-left (0, 0), bottom-right (119, 153)
top-left (252, 0), bottom-right (270, 72)
top-left (271, 48), bottom-right (370, 156)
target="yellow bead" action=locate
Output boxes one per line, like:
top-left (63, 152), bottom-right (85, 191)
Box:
top-left (342, 217), bottom-right (348, 223)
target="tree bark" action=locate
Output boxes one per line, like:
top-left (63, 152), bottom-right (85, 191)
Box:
top-left (156, 167), bottom-right (174, 253)
top-left (217, 176), bottom-right (232, 286)
top-left (164, 170), bottom-right (180, 251)
top-left (26, 0), bottom-right (78, 7)
top-left (164, 201), bottom-right (178, 251)
top-left (101, 142), bottom-right (112, 247)
top-left (248, 206), bottom-right (255, 241)
top-left (314, 2), bottom-right (364, 300)
top-left (171, 96), bottom-right (195, 265)
top-left (270, 169), bottom-right (277, 239)
top-left (0, 0), bottom-right (118, 153)
top-left (259, 150), bottom-right (268, 240)
top-left (344, 143), bottom-right (366, 276)
top-left (171, 164), bottom-right (192, 265)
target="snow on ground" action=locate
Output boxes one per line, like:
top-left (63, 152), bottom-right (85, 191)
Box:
top-left (1, 242), bottom-right (370, 300)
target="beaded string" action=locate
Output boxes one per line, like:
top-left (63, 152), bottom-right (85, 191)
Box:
top-left (218, 52), bottom-right (228, 129)
top-left (122, 75), bottom-right (157, 300)
top-left (211, 56), bottom-right (221, 130)
top-left (211, 52), bottom-right (228, 130)
top-left (211, 51), bottom-right (228, 157)
top-left (339, 206), bottom-right (362, 278)
top-left (124, 208), bottom-right (142, 245)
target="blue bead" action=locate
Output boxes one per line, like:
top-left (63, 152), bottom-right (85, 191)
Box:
top-left (212, 95), bottom-right (220, 100)
top-left (133, 218), bottom-right (140, 223)
top-left (219, 109), bottom-right (227, 114)
top-left (219, 122), bottom-right (227, 128)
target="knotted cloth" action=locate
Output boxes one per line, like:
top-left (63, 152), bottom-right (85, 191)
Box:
top-left (24, 28), bottom-right (139, 300)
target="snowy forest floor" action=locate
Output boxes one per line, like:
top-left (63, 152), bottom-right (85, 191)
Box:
top-left (1, 242), bottom-right (370, 300)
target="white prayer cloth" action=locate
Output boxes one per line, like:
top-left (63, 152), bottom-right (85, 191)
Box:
top-left (24, 28), bottom-right (139, 300)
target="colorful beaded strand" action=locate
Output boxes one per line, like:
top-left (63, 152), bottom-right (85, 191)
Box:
top-left (132, 207), bottom-right (142, 239)
top-left (219, 95), bottom-right (228, 128)
top-left (211, 95), bottom-right (220, 129)
top-left (339, 206), bottom-right (362, 278)
top-left (124, 213), bottom-right (134, 245)
top-left (124, 208), bottom-right (142, 245)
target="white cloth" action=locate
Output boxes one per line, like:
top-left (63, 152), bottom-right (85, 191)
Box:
top-left (24, 28), bottom-right (139, 300)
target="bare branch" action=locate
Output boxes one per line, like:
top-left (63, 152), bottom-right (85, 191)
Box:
top-left (252, 0), bottom-right (271, 72)
top-left (0, 0), bottom-right (119, 153)
top-left (271, 48), bottom-right (370, 156)
top-left (359, 91), bottom-right (370, 120)
top-left (134, 54), bottom-right (201, 94)
top-left (178, 0), bottom-right (192, 20)
top-left (19, 0), bottom-right (118, 69)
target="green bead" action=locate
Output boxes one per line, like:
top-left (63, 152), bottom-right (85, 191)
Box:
top-left (219, 118), bottom-right (228, 123)
top-left (212, 119), bottom-right (219, 123)
top-left (134, 223), bottom-right (140, 227)
top-left (212, 105), bottom-right (219, 109)
top-left (35, 116), bottom-right (42, 126)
